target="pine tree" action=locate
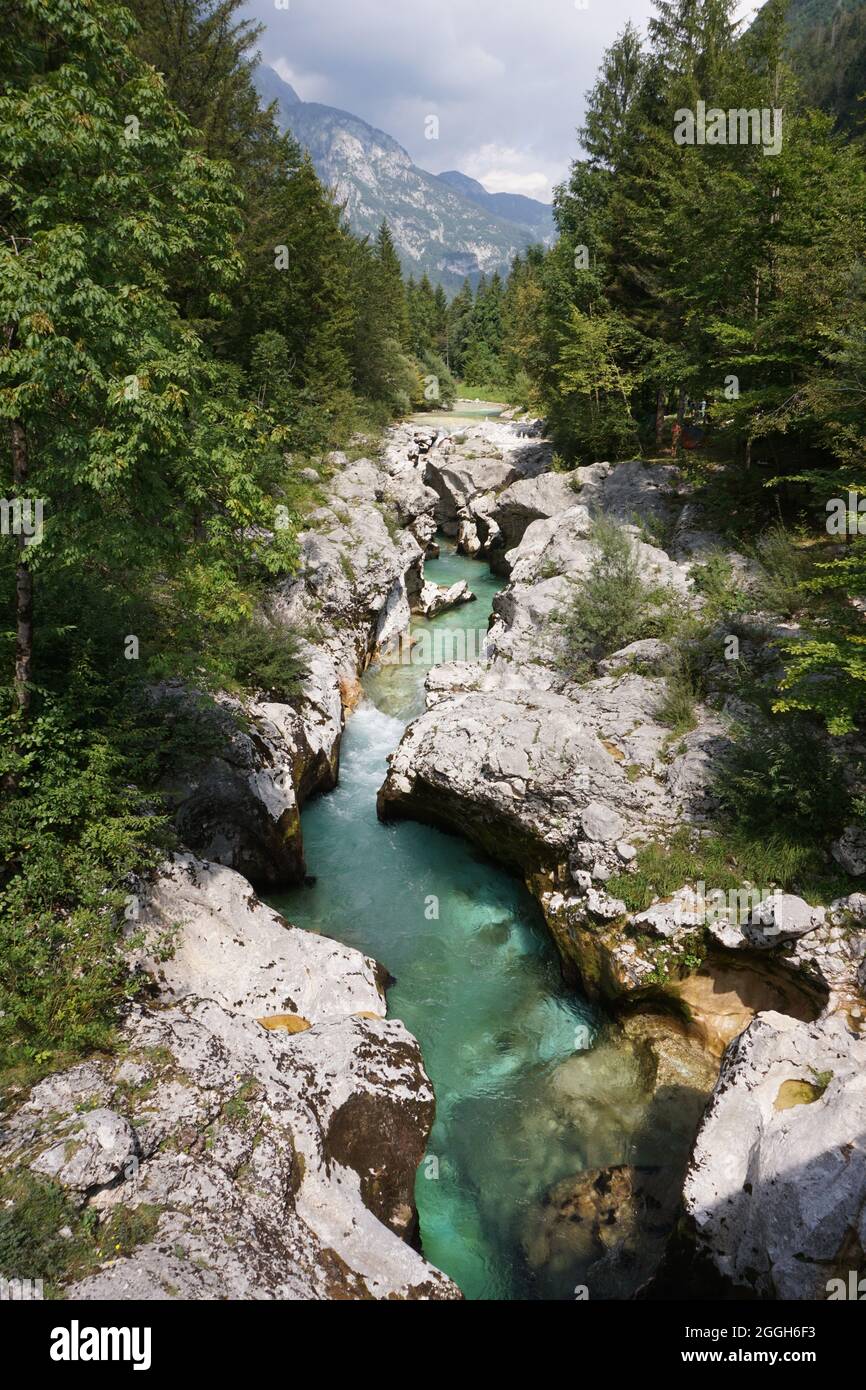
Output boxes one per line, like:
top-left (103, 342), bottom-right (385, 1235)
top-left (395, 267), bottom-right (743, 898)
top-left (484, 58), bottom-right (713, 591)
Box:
top-left (374, 220), bottom-right (410, 347)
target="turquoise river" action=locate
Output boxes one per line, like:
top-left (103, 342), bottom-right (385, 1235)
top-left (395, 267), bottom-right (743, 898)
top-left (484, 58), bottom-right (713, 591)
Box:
top-left (272, 541), bottom-right (650, 1299)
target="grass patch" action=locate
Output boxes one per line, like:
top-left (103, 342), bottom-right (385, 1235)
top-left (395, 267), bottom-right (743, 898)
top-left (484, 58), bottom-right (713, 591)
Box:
top-left (454, 382), bottom-right (511, 403)
top-left (656, 656), bottom-right (702, 736)
top-left (607, 826), bottom-right (851, 914)
top-left (0, 1168), bottom-right (161, 1297)
top-left (636, 510), bottom-right (675, 552)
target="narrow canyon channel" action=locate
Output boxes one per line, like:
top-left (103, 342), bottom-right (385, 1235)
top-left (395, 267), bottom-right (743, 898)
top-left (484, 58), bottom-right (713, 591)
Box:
top-left (272, 538), bottom-right (653, 1300)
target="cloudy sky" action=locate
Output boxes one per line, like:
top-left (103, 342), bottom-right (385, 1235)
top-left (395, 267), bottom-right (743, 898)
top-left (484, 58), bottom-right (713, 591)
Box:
top-left (245, 0), bottom-right (761, 202)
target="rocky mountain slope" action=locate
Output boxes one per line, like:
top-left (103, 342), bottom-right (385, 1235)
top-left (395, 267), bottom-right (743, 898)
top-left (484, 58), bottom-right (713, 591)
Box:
top-left (254, 65), bottom-right (553, 292)
top-left (434, 170), bottom-right (554, 243)
top-left (753, 0), bottom-right (866, 136)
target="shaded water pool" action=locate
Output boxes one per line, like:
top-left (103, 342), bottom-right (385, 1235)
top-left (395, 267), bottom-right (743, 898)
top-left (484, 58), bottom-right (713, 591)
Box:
top-left (272, 546), bottom-right (645, 1299)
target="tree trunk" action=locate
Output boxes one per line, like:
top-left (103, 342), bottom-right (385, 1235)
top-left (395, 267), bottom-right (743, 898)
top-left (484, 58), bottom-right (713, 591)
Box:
top-left (10, 418), bottom-right (33, 718)
top-left (655, 387), bottom-right (666, 448)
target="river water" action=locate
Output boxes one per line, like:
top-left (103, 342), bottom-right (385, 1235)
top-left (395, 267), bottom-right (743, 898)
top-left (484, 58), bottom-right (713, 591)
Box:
top-left (272, 544), bottom-right (648, 1299)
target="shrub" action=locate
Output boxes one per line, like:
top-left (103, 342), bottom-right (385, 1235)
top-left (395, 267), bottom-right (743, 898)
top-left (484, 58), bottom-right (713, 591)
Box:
top-left (510, 370), bottom-right (535, 412)
top-left (689, 553), bottom-right (749, 622)
top-left (751, 523), bottom-right (814, 616)
top-left (559, 516), bottom-right (680, 677)
top-left (210, 621), bottom-right (307, 702)
top-left (0, 698), bottom-right (167, 1075)
top-left (417, 351), bottom-right (457, 410)
top-left (713, 709), bottom-right (851, 840)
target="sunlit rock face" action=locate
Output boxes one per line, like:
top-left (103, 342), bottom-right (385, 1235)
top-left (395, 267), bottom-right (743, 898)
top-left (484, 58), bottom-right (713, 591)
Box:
top-left (683, 1011), bottom-right (866, 1300)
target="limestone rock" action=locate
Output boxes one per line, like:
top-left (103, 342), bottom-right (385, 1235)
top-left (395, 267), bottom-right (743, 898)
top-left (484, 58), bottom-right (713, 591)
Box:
top-left (2, 1003), bottom-right (457, 1301)
top-left (746, 893), bottom-right (825, 946)
top-left (488, 473), bottom-right (578, 561)
top-left (416, 578), bottom-right (475, 618)
top-left (597, 640), bottom-right (675, 677)
top-left (31, 1110), bottom-right (138, 1194)
top-left (2, 849), bottom-right (457, 1301)
top-left (832, 825), bottom-right (866, 876)
top-left (581, 800), bottom-right (626, 844)
top-left (129, 854), bottom-right (386, 1023)
top-left (683, 1011), bottom-right (866, 1299)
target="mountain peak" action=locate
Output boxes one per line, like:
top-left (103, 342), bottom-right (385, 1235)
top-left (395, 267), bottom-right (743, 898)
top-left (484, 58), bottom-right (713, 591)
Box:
top-left (434, 170), bottom-right (554, 238)
top-left (254, 63), bottom-right (301, 112)
top-left (252, 65), bottom-right (555, 292)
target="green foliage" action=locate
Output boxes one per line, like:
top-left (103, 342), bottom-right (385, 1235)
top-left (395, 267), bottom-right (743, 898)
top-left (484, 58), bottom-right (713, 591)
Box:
top-left (774, 630), bottom-right (866, 735)
top-left (714, 709), bottom-right (852, 840)
top-left (607, 825), bottom-right (851, 914)
top-left (0, 695), bottom-right (168, 1072)
top-left (750, 524), bottom-right (815, 617)
top-left (559, 516), bottom-right (679, 675)
top-left (784, 0), bottom-right (866, 136)
top-left (0, 1169), bottom-right (91, 1294)
top-left (210, 621), bottom-right (307, 701)
top-left (0, 1167), bottom-right (161, 1295)
top-left (548, 308), bottom-right (641, 463)
top-left (416, 351), bottom-right (457, 411)
top-left (689, 553), bottom-right (749, 622)
top-left (656, 656), bottom-right (702, 735)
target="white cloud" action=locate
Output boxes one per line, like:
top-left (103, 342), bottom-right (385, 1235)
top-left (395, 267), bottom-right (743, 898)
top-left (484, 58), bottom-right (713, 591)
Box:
top-left (461, 144), bottom-right (559, 200)
top-left (246, 0), bottom-right (766, 201)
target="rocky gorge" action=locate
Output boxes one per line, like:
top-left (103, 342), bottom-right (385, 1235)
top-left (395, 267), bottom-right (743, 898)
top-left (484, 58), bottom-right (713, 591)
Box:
top-left (3, 415), bottom-right (864, 1301)
top-left (376, 418), bottom-right (866, 1299)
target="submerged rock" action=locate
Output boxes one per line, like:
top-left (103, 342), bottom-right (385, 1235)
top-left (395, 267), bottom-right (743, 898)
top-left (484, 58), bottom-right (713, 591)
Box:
top-left (524, 1164), bottom-right (678, 1301)
top-left (525, 1011), bottom-right (718, 1298)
